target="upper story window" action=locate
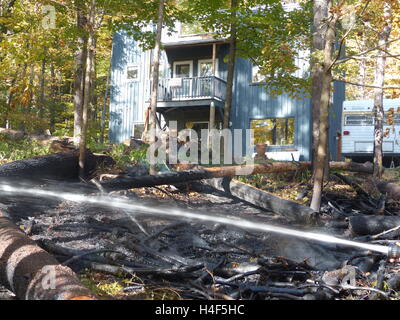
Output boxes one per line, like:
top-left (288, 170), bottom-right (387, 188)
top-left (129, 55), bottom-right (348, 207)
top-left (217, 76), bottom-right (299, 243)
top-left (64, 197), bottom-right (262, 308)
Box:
top-left (127, 65), bottom-right (139, 81)
top-left (198, 59), bottom-right (218, 77)
top-left (252, 65), bottom-right (266, 83)
top-left (180, 22), bottom-right (208, 37)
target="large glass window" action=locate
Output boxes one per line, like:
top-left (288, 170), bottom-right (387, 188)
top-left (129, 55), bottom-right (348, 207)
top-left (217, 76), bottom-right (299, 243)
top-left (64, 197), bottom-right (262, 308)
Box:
top-left (251, 118), bottom-right (295, 146)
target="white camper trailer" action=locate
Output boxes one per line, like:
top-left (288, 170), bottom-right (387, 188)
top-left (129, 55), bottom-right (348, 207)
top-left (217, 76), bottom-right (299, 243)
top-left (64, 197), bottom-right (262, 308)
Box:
top-left (341, 99), bottom-right (400, 158)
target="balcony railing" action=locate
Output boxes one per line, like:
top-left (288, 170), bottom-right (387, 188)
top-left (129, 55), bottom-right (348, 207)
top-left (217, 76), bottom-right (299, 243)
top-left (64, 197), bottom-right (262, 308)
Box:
top-left (149, 76), bottom-right (227, 103)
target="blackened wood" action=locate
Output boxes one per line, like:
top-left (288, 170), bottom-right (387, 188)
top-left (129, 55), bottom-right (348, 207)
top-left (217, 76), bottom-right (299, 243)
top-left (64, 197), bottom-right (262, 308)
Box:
top-left (349, 215), bottom-right (400, 236)
top-left (377, 181), bottom-right (400, 200)
top-left (203, 178), bottom-right (319, 225)
top-left (0, 151), bottom-right (113, 181)
top-left (100, 170), bottom-right (214, 191)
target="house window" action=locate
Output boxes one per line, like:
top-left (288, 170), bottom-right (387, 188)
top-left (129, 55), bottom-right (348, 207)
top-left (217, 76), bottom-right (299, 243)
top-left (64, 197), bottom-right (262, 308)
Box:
top-left (252, 65), bottom-right (266, 83)
top-left (132, 122), bottom-right (144, 139)
top-left (173, 61), bottom-right (193, 78)
top-left (127, 65), bottom-right (139, 80)
top-left (251, 118), bottom-right (295, 146)
top-left (198, 59), bottom-right (218, 77)
top-left (180, 22), bottom-right (207, 36)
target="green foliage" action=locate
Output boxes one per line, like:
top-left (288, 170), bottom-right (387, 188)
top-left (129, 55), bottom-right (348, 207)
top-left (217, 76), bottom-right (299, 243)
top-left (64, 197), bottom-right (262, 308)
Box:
top-left (182, 0), bottom-right (312, 97)
top-left (0, 136), bottom-right (50, 162)
top-left (107, 144), bottom-right (149, 168)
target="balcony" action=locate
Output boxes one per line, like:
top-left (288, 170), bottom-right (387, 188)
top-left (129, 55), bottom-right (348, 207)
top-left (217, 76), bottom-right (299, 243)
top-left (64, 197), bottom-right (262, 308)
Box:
top-left (148, 76), bottom-right (227, 108)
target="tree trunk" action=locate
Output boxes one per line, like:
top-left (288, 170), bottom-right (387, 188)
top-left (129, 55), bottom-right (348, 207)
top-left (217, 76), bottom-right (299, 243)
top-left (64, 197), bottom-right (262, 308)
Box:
top-left (310, 1), bottom-right (337, 212)
top-left (373, 2), bottom-right (392, 179)
top-left (311, 0), bottom-right (328, 170)
top-left (49, 64), bottom-right (57, 133)
top-left (0, 213), bottom-right (95, 300)
top-left (73, 8), bottom-right (88, 147)
top-left (222, 0), bottom-right (237, 129)
top-left (100, 66), bottom-right (111, 144)
top-left (39, 58), bottom-right (46, 119)
top-left (90, 35), bottom-right (97, 123)
top-left (79, 0), bottom-right (95, 179)
top-left (148, 0), bottom-right (165, 175)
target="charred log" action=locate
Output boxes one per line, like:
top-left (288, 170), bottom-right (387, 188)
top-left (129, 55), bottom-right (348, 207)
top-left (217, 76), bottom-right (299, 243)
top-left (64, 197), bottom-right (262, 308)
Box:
top-left (202, 178), bottom-right (319, 225)
top-left (349, 215), bottom-right (400, 236)
top-left (0, 151), bottom-right (113, 181)
top-left (377, 181), bottom-right (400, 201)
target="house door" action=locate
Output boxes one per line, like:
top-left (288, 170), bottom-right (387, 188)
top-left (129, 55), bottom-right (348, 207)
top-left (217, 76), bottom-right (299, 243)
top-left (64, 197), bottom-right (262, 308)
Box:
top-left (198, 59), bottom-right (217, 97)
top-left (172, 61), bottom-right (193, 99)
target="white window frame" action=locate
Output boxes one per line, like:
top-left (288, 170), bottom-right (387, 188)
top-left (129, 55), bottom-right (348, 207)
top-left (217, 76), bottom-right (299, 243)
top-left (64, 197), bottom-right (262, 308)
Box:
top-left (344, 114), bottom-right (374, 126)
top-left (198, 59), bottom-right (219, 77)
top-left (173, 60), bottom-right (193, 78)
top-left (131, 122), bottom-right (145, 139)
top-left (126, 65), bottom-right (139, 81)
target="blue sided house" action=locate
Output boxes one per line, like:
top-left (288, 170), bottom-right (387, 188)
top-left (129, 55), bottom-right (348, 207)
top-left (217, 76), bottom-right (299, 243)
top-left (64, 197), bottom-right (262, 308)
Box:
top-left (109, 20), bottom-right (345, 162)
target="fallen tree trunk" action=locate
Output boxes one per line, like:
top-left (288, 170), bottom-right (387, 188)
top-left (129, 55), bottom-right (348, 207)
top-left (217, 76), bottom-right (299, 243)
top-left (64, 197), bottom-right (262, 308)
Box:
top-left (377, 181), bottom-right (400, 201)
top-left (328, 161), bottom-right (374, 174)
top-left (201, 178), bottom-right (318, 225)
top-left (0, 212), bottom-right (95, 300)
top-left (99, 161), bottom-right (373, 192)
top-left (0, 150), bottom-right (113, 181)
top-left (205, 161), bottom-right (374, 176)
top-left (349, 215), bottom-right (400, 236)
top-left (100, 170), bottom-right (214, 191)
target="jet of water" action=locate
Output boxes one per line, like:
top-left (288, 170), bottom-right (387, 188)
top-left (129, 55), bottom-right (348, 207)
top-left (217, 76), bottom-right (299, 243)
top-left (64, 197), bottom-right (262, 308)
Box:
top-left (0, 182), bottom-right (389, 256)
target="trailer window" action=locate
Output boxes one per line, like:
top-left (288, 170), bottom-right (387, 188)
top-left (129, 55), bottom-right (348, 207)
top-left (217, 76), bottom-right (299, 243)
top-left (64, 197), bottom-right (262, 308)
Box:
top-left (344, 115), bottom-right (373, 126)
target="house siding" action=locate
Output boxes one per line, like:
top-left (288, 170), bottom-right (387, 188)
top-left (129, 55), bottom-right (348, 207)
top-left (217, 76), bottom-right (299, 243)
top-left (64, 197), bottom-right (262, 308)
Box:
top-left (109, 31), bottom-right (150, 142)
top-left (230, 58), bottom-right (312, 161)
top-left (109, 32), bottom-right (344, 162)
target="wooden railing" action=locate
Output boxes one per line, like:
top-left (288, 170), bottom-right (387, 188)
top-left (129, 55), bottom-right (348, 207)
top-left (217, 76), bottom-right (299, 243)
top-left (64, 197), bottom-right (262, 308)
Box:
top-left (148, 76), bottom-right (227, 102)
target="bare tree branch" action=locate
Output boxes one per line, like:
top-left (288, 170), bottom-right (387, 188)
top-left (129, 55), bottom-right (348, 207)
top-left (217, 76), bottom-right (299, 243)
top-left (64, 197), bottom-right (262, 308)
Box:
top-left (335, 37), bottom-right (400, 64)
top-left (333, 78), bottom-right (400, 90)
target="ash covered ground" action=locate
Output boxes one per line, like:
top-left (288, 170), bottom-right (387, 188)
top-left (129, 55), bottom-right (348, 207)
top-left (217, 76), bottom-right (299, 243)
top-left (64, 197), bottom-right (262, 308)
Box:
top-left (0, 181), bottom-right (398, 300)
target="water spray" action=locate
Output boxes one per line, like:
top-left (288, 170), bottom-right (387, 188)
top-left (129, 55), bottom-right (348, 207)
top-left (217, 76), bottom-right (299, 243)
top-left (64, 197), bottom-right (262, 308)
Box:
top-left (0, 182), bottom-right (400, 260)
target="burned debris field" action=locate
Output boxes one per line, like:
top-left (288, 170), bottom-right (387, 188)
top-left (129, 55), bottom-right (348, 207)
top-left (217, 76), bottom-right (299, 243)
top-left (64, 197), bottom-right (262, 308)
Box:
top-left (1, 150), bottom-right (400, 300)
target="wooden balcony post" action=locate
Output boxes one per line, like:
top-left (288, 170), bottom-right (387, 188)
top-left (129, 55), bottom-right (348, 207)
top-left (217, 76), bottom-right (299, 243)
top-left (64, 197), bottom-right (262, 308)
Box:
top-left (212, 43), bottom-right (217, 98)
top-left (208, 43), bottom-right (218, 149)
top-left (209, 101), bottom-right (216, 149)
